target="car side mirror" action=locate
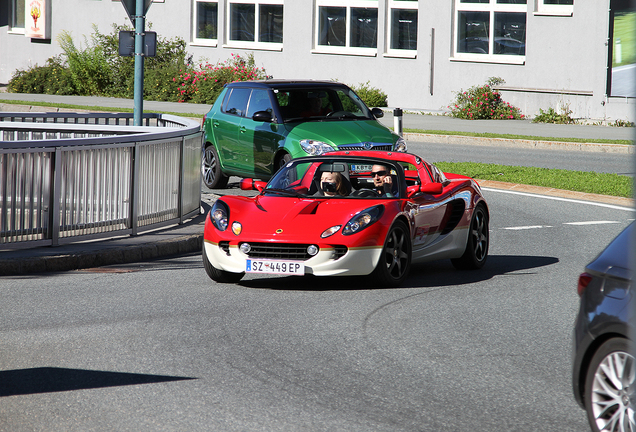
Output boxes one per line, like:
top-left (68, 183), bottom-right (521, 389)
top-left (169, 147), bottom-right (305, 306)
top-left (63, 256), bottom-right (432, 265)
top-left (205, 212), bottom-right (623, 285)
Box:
top-left (371, 107), bottom-right (384, 119)
top-left (252, 110), bottom-right (273, 123)
top-left (407, 183), bottom-right (443, 198)
top-left (420, 182), bottom-right (444, 194)
top-left (240, 178), bottom-right (266, 192)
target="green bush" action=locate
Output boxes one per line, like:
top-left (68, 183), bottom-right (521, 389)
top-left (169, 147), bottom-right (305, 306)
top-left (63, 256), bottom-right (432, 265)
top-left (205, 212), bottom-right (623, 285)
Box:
top-left (8, 23), bottom-right (193, 101)
top-left (351, 81), bottom-right (388, 107)
top-left (174, 53), bottom-right (267, 104)
top-left (7, 55), bottom-right (76, 95)
top-left (57, 26), bottom-right (112, 96)
top-left (448, 77), bottom-right (524, 120)
top-left (532, 106), bottom-right (576, 124)
top-left (91, 23), bottom-right (192, 101)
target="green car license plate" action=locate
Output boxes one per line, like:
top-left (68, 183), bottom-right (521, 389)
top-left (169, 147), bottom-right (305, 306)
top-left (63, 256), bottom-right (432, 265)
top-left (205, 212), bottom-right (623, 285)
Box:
top-left (246, 259), bottom-right (305, 275)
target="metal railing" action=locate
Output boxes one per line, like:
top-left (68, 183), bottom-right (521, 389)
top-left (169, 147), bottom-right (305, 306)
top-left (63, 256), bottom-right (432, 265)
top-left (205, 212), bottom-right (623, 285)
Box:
top-left (0, 112), bottom-right (202, 250)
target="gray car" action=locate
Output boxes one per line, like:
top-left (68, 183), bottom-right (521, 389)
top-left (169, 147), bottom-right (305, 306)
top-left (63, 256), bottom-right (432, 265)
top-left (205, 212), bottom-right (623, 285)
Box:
top-left (572, 222), bottom-right (635, 432)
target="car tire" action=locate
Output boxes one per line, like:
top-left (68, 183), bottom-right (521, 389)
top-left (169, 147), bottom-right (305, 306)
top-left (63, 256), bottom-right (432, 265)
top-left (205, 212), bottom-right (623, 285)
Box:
top-left (278, 153), bottom-right (292, 170)
top-left (451, 203), bottom-right (488, 270)
top-left (371, 220), bottom-right (411, 287)
top-left (202, 244), bottom-right (245, 283)
top-left (202, 144), bottom-right (229, 189)
top-left (584, 337), bottom-right (636, 432)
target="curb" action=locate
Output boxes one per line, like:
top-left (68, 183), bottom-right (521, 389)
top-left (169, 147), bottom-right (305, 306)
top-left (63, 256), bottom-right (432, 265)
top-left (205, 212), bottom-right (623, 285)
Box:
top-left (404, 133), bottom-right (634, 154)
top-left (1, 234), bottom-right (204, 276)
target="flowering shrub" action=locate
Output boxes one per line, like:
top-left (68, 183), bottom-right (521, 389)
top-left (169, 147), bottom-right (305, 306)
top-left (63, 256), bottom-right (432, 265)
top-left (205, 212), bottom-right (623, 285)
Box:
top-left (448, 78), bottom-right (524, 120)
top-left (174, 53), bottom-right (268, 104)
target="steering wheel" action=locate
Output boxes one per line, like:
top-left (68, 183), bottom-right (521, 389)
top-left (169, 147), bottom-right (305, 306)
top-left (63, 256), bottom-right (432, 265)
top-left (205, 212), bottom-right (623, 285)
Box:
top-left (326, 110), bottom-right (349, 118)
top-left (351, 189), bottom-right (380, 197)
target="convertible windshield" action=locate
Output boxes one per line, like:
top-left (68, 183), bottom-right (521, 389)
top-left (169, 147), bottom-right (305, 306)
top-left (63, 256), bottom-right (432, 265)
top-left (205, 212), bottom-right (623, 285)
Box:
top-left (265, 158), bottom-right (406, 198)
top-left (273, 87), bottom-right (373, 122)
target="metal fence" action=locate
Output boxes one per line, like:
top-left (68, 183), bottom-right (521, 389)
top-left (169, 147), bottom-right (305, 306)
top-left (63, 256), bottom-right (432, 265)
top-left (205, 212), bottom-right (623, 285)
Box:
top-left (0, 112), bottom-right (202, 249)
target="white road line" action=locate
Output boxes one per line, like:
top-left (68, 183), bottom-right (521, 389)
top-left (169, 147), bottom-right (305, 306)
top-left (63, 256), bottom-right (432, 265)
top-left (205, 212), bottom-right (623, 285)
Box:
top-left (482, 187), bottom-right (634, 212)
top-left (502, 225), bottom-right (553, 230)
top-left (563, 221), bottom-right (621, 226)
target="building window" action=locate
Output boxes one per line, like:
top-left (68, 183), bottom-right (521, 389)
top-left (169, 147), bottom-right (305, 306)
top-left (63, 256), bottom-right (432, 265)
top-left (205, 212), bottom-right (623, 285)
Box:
top-left (387, 0), bottom-right (418, 57)
top-left (315, 0), bottom-right (378, 56)
top-left (453, 0), bottom-right (526, 64)
top-left (536, 0), bottom-right (573, 16)
top-left (9, 0), bottom-right (25, 33)
top-left (226, 1), bottom-right (283, 50)
top-left (193, 0), bottom-right (218, 46)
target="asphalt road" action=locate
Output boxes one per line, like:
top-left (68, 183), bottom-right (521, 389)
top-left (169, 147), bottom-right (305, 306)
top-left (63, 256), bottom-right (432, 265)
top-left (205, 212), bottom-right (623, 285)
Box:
top-left (405, 140), bottom-right (634, 175)
top-left (1, 188), bottom-right (632, 431)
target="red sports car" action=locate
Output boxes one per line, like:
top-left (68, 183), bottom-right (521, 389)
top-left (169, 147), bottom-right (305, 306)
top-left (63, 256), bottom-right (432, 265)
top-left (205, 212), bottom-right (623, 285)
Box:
top-left (202, 151), bottom-right (489, 287)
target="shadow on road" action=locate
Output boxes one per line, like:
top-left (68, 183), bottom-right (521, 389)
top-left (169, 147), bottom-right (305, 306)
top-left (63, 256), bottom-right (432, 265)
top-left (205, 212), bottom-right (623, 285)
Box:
top-left (0, 367), bottom-right (196, 397)
top-left (238, 254), bottom-right (559, 291)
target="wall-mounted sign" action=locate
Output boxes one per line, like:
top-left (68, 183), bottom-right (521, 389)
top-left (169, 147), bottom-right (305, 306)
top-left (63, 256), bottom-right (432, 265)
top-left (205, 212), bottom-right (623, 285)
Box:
top-left (25, 0), bottom-right (51, 39)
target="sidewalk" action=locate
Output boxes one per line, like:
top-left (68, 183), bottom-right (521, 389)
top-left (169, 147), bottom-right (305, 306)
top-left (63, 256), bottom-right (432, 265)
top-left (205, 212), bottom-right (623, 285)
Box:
top-left (0, 92), bottom-right (634, 276)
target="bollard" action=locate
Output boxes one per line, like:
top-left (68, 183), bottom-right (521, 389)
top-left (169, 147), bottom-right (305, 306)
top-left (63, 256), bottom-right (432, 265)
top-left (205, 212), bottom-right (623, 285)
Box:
top-left (393, 108), bottom-right (403, 137)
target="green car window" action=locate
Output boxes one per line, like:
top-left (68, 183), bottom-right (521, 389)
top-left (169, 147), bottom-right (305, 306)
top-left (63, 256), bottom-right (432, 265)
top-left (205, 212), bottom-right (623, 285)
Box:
top-left (246, 89), bottom-right (273, 118)
top-left (223, 88), bottom-right (251, 117)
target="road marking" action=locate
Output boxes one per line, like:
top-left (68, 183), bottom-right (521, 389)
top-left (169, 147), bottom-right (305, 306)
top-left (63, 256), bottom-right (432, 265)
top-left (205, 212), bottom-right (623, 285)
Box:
top-left (482, 187), bottom-right (634, 212)
top-left (502, 225), bottom-right (553, 230)
top-left (563, 221), bottom-right (621, 226)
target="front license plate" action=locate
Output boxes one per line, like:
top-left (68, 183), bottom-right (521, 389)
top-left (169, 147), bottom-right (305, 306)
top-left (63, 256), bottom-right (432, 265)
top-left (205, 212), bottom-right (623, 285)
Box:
top-left (246, 259), bottom-right (305, 275)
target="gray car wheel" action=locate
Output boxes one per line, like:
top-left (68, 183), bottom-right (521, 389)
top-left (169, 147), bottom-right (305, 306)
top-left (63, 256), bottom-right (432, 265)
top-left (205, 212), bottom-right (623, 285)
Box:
top-left (584, 337), bottom-right (636, 432)
top-left (202, 144), bottom-right (229, 189)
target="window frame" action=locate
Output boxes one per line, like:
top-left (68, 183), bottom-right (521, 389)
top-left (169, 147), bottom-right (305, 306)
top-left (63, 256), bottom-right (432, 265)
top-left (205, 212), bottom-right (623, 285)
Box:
top-left (384, 0), bottom-right (418, 58)
top-left (452, 0), bottom-right (527, 65)
top-left (192, 0), bottom-right (219, 47)
top-left (313, 0), bottom-right (379, 57)
top-left (224, 0), bottom-right (284, 51)
top-left (8, 0), bottom-right (25, 34)
top-left (535, 0), bottom-right (573, 17)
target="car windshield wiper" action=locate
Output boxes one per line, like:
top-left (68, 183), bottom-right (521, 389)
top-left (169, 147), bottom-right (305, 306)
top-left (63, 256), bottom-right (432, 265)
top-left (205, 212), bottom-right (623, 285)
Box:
top-left (263, 188), bottom-right (303, 197)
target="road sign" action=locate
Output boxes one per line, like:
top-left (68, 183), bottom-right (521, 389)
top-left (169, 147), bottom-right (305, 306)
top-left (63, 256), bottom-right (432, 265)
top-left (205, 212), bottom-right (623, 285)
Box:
top-left (120, 0), bottom-right (153, 22)
top-left (118, 31), bottom-right (156, 57)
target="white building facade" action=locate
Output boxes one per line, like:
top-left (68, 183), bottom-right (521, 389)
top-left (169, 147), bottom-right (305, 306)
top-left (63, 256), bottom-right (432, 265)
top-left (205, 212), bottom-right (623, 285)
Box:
top-left (1, 0), bottom-right (634, 121)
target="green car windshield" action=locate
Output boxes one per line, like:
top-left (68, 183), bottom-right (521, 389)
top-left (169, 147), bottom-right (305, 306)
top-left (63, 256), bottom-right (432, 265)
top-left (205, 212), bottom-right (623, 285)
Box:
top-left (273, 87), bottom-right (374, 122)
top-left (264, 158), bottom-right (404, 199)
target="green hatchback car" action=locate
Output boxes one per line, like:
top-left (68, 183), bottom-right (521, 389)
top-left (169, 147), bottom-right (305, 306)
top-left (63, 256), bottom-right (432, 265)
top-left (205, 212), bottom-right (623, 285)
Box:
top-left (201, 80), bottom-right (407, 188)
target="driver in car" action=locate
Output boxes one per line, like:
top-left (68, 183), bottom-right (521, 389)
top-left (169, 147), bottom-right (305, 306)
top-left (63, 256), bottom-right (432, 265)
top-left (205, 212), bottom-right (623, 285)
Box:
top-left (371, 164), bottom-right (395, 197)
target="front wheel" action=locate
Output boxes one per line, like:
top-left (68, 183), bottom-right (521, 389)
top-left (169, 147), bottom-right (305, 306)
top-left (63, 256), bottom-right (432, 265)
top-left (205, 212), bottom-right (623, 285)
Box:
top-left (451, 204), bottom-right (488, 270)
top-left (370, 220), bottom-right (411, 287)
top-left (584, 337), bottom-right (636, 432)
top-left (202, 244), bottom-right (244, 283)
top-left (202, 144), bottom-right (229, 189)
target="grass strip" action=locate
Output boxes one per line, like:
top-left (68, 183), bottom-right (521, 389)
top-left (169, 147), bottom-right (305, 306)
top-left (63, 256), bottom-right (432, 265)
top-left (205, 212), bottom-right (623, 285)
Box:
top-left (435, 161), bottom-right (633, 198)
top-left (404, 128), bottom-right (634, 145)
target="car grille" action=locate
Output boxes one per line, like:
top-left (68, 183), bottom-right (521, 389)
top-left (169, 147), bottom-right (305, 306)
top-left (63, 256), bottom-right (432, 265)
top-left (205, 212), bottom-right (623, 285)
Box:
top-left (333, 245), bottom-right (348, 260)
top-left (337, 143), bottom-right (393, 151)
top-left (243, 243), bottom-right (313, 260)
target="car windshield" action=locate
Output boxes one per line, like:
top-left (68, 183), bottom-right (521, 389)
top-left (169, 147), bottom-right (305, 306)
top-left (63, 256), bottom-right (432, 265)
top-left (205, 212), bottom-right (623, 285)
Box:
top-left (263, 158), bottom-right (405, 199)
top-left (272, 87), bottom-right (373, 122)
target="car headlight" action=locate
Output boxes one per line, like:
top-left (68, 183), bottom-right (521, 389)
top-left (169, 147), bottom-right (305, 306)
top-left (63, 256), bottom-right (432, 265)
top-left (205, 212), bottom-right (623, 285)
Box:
top-left (210, 200), bottom-right (229, 231)
top-left (300, 139), bottom-right (335, 155)
top-left (342, 205), bottom-right (384, 236)
top-left (394, 137), bottom-right (407, 152)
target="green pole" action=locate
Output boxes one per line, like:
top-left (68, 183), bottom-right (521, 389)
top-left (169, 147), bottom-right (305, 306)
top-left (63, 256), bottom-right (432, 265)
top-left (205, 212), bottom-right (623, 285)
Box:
top-left (133, 0), bottom-right (145, 126)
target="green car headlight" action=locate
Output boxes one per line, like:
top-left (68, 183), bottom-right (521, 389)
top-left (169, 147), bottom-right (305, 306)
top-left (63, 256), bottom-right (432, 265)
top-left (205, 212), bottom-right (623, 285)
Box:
top-left (300, 139), bottom-right (335, 156)
top-left (394, 137), bottom-right (407, 152)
